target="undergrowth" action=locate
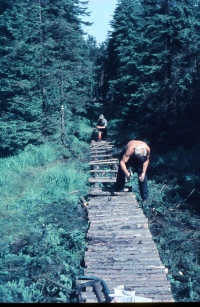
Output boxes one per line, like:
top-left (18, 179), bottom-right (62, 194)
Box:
top-left (0, 142), bottom-right (90, 302)
top-left (129, 145), bottom-right (200, 302)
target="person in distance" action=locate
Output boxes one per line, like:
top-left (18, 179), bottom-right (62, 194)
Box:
top-left (96, 114), bottom-right (107, 141)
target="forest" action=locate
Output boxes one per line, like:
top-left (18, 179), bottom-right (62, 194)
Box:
top-left (0, 0), bottom-right (200, 302)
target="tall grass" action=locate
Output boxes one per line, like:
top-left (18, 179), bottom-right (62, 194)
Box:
top-left (0, 140), bottom-right (90, 302)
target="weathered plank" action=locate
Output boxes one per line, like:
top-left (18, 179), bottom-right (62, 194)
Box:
top-left (90, 158), bottom-right (118, 163)
top-left (87, 189), bottom-right (133, 196)
top-left (88, 178), bottom-right (117, 183)
top-left (91, 154), bottom-right (113, 158)
top-left (90, 144), bottom-right (114, 149)
top-left (90, 149), bottom-right (114, 153)
top-left (90, 170), bottom-right (118, 173)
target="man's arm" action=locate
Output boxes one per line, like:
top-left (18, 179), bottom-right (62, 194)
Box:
top-left (139, 148), bottom-right (150, 181)
top-left (120, 154), bottom-right (130, 178)
top-left (96, 120), bottom-right (107, 129)
top-left (96, 125), bottom-right (106, 129)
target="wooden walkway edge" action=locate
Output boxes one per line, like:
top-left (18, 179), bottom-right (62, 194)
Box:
top-left (78, 139), bottom-right (174, 303)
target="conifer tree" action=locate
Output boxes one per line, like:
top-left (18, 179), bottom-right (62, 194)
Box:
top-left (104, 0), bottom-right (200, 145)
top-left (0, 0), bottom-right (92, 156)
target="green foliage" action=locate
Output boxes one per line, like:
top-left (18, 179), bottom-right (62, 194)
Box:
top-left (0, 0), bottom-right (93, 156)
top-left (102, 0), bottom-right (200, 146)
top-left (135, 145), bottom-right (200, 302)
top-left (0, 279), bottom-right (44, 303)
top-left (0, 140), bottom-right (89, 302)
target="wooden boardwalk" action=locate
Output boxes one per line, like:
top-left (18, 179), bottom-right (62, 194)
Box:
top-left (78, 139), bottom-right (174, 302)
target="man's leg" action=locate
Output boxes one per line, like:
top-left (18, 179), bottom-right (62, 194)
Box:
top-left (115, 166), bottom-right (126, 192)
top-left (98, 130), bottom-right (102, 141)
top-left (133, 160), bottom-right (148, 201)
top-left (138, 175), bottom-right (148, 201)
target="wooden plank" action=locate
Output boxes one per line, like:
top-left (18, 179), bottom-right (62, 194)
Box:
top-left (88, 216), bottom-right (148, 223)
top-left (81, 278), bottom-right (168, 287)
top-left (87, 207), bottom-right (146, 213)
top-left (87, 206), bottom-right (143, 212)
top-left (90, 170), bottom-right (118, 173)
top-left (87, 191), bottom-right (132, 196)
top-left (89, 161), bottom-right (118, 166)
top-left (90, 157), bottom-right (117, 162)
top-left (83, 269), bottom-right (167, 278)
top-left (88, 218), bottom-right (148, 225)
top-left (85, 256), bottom-right (161, 264)
top-left (88, 222), bottom-right (149, 230)
top-left (88, 178), bottom-right (116, 183)
top-left (91, 154), bottom-right (113, 158)
top-left (91, 141), bottom-right (113, 144)
top-left (87, 235), bottom-right (152, 245)
top-left (86, 244), bottom-right (160, 252)
top-left (90, 145), bottom-right (114, 149)
top-left (90, 149), bottom-right (113, 153)
top-left (85, 239), bottom-right (158, 248)
top-left (87, 212), bottom-right (147, 218)
top-left (90, 158), bottom-right (118, 163)
top-left (87, 199), bottom-right (138, 205)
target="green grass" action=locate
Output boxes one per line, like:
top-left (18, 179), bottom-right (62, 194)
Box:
top-left (0, 141), bottom-right (90, 302)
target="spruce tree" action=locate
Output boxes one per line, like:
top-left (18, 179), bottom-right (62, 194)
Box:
top-left (104, 0), bottom-right (200, 145)
top-left (0, 0), bottom-right (92, 156)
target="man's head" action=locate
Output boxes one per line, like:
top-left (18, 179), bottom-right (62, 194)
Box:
top-left (135, 146), bottom-right (147, 157)
top-left (99, 114), bottom-right (104, 120)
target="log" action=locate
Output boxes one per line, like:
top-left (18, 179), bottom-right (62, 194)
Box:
top-left (84, 255), bottom-right (160, 263)
top-left (90, 150), bottom-right (113, 154)
top-left (87, 207), bottom-right (143, 213)
top-left (86, 240), bottom-right (156, 248)
top-left (82, 278), bottom-right (168, 288)
top-left (90, 170), bottom-right (118, 173)
top-left (88, 216), bottom-right (148, 223)
top-left (87, 214), bottom-right (147, 221)
top-left (91, 154), bottom-right (113, 158)
top-left (83, 271), bottom-right (167, 280)
top-left (88, 178), bottom-right (117, 183)
top-left (80, 196), bottom-right (88, 207)
top-left (86, 244), bottom-right (159, 252)
top-left (90, 158), bottom-right (118, 163)
top-left (90, 145), bottom-right (114, 149)
top-left (87, 190), bottom-right (133, 197)
top-left (87, 208), bottom-right (147, 215)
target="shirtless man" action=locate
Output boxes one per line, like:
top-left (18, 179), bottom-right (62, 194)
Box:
top-left (115, 140), bottom-right (150, 201)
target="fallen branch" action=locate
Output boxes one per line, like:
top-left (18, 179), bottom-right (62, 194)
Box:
top-left (69, 190), bottom-right (79, 194)
top-left (176, 188), bottom-right (195, 208)
top-left (45, 277), bottom-right (75, 292)
top-left (80, 196), bottom-right (88, 207)
top-left (31, 274), bottom-right (75, 292)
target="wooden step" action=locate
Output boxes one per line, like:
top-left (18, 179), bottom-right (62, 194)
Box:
top-left (91, 154), bottom-right (113, 158)
top-left (90, 170), bottom-right (118, 173)
top-left (90, 150), bottom-right (114, 154)
top-left (89, 178), bottom-right (116, 183)
top-left (90, 144), bottom-right (114, 148)
top-left (90, 160), bottom-right (118, 165)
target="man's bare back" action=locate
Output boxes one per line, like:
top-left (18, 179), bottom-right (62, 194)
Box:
top-left (120, 140), bottom-right (150, 181)
top-left (124, 140), bottom-right (150, 157)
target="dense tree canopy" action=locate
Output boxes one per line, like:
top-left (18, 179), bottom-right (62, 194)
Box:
top-left (103, 0), bottom-right (200, 146)
top-left (0, 0), bottom-right (92, 156)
